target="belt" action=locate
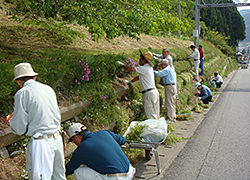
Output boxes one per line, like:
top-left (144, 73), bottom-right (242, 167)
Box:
top-left (194, 59), bottom-right (199, 61)
top-left (107, 173), bottom-right (127, 177)
top-left (107, 166), bottom-right (132, 177)
top-left (165, 83), bottom-right (175, 85)
top-left (34, 131), bottom-right (60, 140)
top-left (142, 88), bottom-right (155, 94)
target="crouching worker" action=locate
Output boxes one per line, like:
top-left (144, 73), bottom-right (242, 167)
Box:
top-left (66, 123), bottom-right (136, 180)
top-left (195, 82), bottom-right (213, 104)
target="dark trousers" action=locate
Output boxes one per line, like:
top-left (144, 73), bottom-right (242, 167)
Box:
top-left (202, 96), bottom-right (212, 104)
top-left (199, 57), bottom-right (204, 76)
top-left (216, 82), bottom-right (223, 88)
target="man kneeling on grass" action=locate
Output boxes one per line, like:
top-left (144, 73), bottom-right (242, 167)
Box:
top-left (195, 82), bottom-right (213, 104)
top-left (66, 123), bottom-right (135, 180)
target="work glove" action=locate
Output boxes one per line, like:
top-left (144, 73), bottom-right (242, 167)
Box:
top-left (6, 113), bottom-right (13, 122)
top-left (116, 61), bottom-right (124, 66)
top-left (198, 97), bottom-right (202, 100)
top-left (123, 79), bottom-right (132, 85)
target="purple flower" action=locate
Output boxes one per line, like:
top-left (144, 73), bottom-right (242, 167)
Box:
top-left (96, 69), bottom-right (99, 71)
top-left (86, 78), bottom-right (89, 81)
top-left (103, 96), bottom-right (107, 99)
top-left (78, 82), bottom-right (81, 85)
top-left (75, 79), bottom-right (78, 83)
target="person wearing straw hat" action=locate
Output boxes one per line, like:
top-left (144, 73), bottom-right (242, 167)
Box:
top-left (9, 63), bottom-right (66, 180)
top-left (154, 59), bottom-right (177, 124)
top-left (121, 50), bottom-right (160, 119)
top-left (195, 82), bottom-right (213, 104)
top-left (66, 123), bottom-right (135, 180)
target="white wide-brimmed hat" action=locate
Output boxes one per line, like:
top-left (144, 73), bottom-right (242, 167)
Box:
top-left (13, 63), bottom-right (38, 81)
top-left (158, 59), bottom-right (169, 65)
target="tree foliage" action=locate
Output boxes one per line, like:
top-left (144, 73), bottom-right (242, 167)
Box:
top-left (14, 0), bottom-right (191, 40)
top-left (200, 0), bottom-right (246, 47)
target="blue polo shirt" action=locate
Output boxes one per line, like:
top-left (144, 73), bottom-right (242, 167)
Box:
top-left (200, 85), bottom-right (212, 100)
top-left (66, 130), bottom-right (130, 175)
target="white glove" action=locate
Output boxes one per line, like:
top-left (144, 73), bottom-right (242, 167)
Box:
top-left (116, 61), bottom-right (124, 66)
top-left (198, 97), bottom-right (202, 100)
top-left (123, 80), bottom-right (132, 84)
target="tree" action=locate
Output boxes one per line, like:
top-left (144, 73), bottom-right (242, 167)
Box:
top-left (200, 0), bottom-right (246, 47)
top-left (15, 0), bottom-right (190, 40)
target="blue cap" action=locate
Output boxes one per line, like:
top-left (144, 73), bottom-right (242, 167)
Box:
top-left (195, 82), bottom-right (201, 89)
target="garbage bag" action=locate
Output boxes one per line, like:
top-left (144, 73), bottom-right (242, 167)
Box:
top-left (139, 117), bottom-right (168, 143)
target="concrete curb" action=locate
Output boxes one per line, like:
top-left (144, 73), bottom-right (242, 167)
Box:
top-left (132, 70), bottom-right (236, 180)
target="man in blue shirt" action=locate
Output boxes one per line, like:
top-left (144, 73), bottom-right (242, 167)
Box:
top-left (195, 82), bottom-right (213, 104)
top-left (66, 123), bottom-right (135, 180)
top-left (154, 59), bottom-right (177, 123)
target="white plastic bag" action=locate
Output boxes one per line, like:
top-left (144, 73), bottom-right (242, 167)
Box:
top-left (139, 117), bottom-right (168, 143)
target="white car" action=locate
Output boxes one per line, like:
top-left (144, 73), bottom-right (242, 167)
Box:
top-left (241, 62), bottom-right (248, 69)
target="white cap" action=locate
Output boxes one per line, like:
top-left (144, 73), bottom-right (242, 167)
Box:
top-left (68, 123), bottom-right (87, 142)
top-left (13, 63), bottom-right (38, 81)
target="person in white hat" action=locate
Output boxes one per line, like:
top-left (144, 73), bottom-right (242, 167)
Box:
top-left (9, 63), bottom-right (66, 180)
top-left (121, 50), bottom-right (160, 120)
top-left (154, 59), bottom-right (177, 124)
top-left (153, 48), bottom-right (178, 99)
top-left (66, 123), bottom-right (135, 180)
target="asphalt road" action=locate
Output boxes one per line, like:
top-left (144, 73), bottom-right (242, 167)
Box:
top-left (161, 67), bottom-right (250, 180)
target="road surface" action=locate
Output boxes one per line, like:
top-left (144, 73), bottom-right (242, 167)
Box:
top-left (161, 68), bottom-right (250, 179)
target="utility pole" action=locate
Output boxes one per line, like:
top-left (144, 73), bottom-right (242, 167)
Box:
top-left (178, 0), bottom-right (181, 37)
top-left (194, 0), bottom-right (200, 47)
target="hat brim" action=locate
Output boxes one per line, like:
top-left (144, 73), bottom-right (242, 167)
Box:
top-left (13, 72), bottom-right (38, 81)
top-left (195, 85), bottom-right (200, 89)
top-left (139, 50), bottom-right (154, 67)
top-left (68, 137), bottom-right (73, 143)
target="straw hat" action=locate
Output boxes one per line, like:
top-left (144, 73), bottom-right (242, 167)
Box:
top-left (158, 59), bottom-right (169, 66)
top-left (13, 63), bottom-right (38, 81)
top-left (139, 50), bottom-right (154, 67)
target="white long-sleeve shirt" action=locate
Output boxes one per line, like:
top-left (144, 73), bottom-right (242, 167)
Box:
top-left (10, 79), bottom-right (61, 136)
top-left (188, 48), bottom-right (200, 60)
top-left (153, 53), bottom-right (175, 71)
top-left (211, 74), bottom-right (223, 83)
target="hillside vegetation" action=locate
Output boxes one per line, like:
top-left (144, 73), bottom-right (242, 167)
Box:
top-left (0, 1), bottom-right (239, 179)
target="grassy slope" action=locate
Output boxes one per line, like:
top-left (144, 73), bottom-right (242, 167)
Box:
top-left (0, 3), bottom-right (237, 179)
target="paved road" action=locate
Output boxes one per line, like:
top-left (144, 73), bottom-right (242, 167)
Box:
top-left (161, 68), bottom-right (250, 180)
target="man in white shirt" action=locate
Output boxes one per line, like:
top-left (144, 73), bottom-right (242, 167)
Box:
top-left (153, 48), bottom-right (175, 71)
top-left (211, 72), bottom-right (223, 88)
top-left (188, 45), bottom-right (200, 81)
top-left (9, 63), bottom-right (66, 180)
top-left (122, 50), bottom-right (160, 119)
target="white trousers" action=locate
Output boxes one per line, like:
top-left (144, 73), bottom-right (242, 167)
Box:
top-left (74, 164), bottom-right (136, 180)
top-left (194, 60), bottom-right (200, 80)
top-left (26, 133), bottom-right (66, 180)
top-left (142, 89), bottom-right (160, 119)
top-left (164, 85), bottom-right (176, 121)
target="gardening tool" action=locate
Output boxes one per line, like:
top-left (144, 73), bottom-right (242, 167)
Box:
top-left (116, 61), bottom-right (124, 66)
top-left (6, 113), bottom-right (13, 122)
